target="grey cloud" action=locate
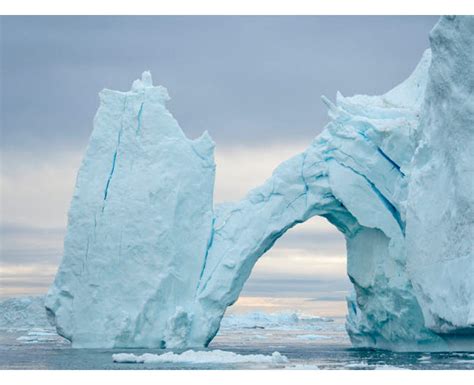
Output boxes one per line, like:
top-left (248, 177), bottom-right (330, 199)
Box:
top-left (241, 276), bottom-right (351, 297)
top-left (2, 16), bottom-right (438, 154)
top-left (0, 222), bottom-right (64, 266)
top-left (0, 222), bottom-right (66, 237)
top-left (272, 227), bottom-right (346, 253)
top-left (308, 293), bottom-right (349, 302)
top-left (1, 277), bottom-right (54, 289)
top-left (0, 249), bottom-right (62, 266)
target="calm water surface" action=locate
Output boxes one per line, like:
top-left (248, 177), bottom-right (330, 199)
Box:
top-left (1, 317), bottom-right (473, 370)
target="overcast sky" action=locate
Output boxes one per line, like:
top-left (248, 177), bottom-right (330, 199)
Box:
top-left (0, 16), bottom-right (438, 314)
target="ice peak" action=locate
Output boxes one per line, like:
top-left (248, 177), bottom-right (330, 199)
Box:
top-left (131, 70), bottom-right (154, 92)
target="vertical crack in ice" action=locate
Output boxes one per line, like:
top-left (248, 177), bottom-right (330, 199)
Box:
top-left (196, 216), bottom-right (216, 294)
top-left (284, 152), bottom-right (312, 210)
top-left (82, 238), bottom-right (90, 274)
top-left (136, 102), bottom-right (144, 135)
top-left (103, 146), bottom-right (119, 202)
top-left (102, 97), bottom-right (127, 212)
top-left (301, 152), bottom-right (309, 206)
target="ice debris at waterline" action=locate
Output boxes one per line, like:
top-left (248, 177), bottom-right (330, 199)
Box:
top-left (46, 16), bottom-right (474, 351)
top-left (16, 330), bottom-right (60, 344)
top-left (112, 350), bottom-right (288, 365)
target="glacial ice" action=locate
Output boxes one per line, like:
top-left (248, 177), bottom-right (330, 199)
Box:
top-left (0, 296), bottom-right (52, 331)
top-left (220, 312), bottom-right (332, 330)
top-left (405, 16), bottom-right (474, 340)
top-left (46, 16), bottom-right (474, 351)
top-left (296, 334), bottom-right (331, 340)
top-left (45, 73), bottom-right (216, 348)
top-left (0, 296), bottom-right (67, 344)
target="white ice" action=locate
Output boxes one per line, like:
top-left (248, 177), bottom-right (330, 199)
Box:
top-left (112, 349), bottom-right (288, 365)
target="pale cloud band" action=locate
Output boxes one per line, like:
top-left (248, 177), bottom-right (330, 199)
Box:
top-left (1, 143), bottom-right (348, 301)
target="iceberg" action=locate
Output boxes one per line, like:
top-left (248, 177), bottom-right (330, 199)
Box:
top-left (187, 48), bottom-right (436, 351)
top-left (296, 334), bottom-right (331, 340)
top-left (220, 311), bottom-right (332, 330)
top-left (46, 16), bottom-right (474, 351)
top-left (0, 296), bottom-right (66, 345)
top-left (45, 73), bottom-right (216, 348)
top-left (0, 296), bottom-right (51, 331)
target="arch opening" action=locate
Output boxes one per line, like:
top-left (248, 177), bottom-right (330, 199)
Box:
top-left (209, 216), bottom-right (352, 345)
top-left (224, 216), bottom-right (349, 318)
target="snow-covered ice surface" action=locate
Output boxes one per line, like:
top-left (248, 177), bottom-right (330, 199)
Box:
top-left (1, 297), bottom-right (474, 369)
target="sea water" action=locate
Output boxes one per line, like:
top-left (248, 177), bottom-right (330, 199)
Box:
top-left (1, 314), bottom-right (473, 370)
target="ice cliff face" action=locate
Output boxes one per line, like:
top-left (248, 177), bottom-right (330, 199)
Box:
top-left (45, 73), bottom-right (216, 347)
top-left (46, 16), bottom-right (474, 351)
top-left (406, 16), bottom-right (474, 342)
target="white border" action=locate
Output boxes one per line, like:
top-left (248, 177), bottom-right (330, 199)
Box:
top-left (1, 369), bottom-right (474, 384)
top-left (2, 2), bottom-right (473, 383)
top-left (0, 0), bottom-right (473, 15)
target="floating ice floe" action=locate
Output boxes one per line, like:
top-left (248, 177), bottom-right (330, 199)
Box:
top-left (286, 364), bottom-right (320, 370)
top-left (112, 349), bottom-right (288, 365)
top-left (345, 362), bottom-right (408, 370)
top-left (374, 365), bottom-right (407, 370)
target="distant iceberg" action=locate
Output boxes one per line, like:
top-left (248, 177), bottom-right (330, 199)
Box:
top-left (220, 311), bottom-right (332, 330)
top-left (0, 296), bottom-right (51, 331)
top-left (45, 16), bottom-right (474, 351)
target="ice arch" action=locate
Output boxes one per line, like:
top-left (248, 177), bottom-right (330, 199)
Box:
top-left (46, 16), bottom-right (474, 351)
top-left (187, 52), bottom-right (436, 349)
top-left (46, 49), bottom-right (440, 351)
